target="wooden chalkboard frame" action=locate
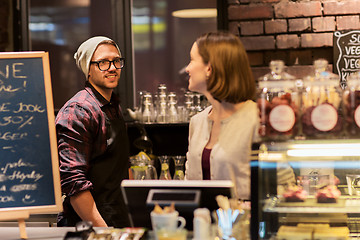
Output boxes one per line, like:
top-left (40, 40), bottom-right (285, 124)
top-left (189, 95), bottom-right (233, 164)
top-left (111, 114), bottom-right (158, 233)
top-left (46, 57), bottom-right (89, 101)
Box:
top-left (0, 52), bottom-right (62, 217)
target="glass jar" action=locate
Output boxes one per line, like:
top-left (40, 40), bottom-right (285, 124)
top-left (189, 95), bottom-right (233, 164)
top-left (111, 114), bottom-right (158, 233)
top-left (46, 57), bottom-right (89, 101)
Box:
top-left (156, 94), bottom-right (168, 123)
top-left (141, 92), bottom-right (155, 123)
top-left (257, 60), bottom-right (301, 141)
top-left (167, 92), bottom-right (178, 123)
top-left (158, 155), bottom-right (172, 180)
top-left (173, 156), bottom-right (186, 180)
top-left (130, 152), bottom-right (157, 180)
top-left (301, 59), bottom-right (343, 139)
top-left (343, 71), bottom-right (360, 137)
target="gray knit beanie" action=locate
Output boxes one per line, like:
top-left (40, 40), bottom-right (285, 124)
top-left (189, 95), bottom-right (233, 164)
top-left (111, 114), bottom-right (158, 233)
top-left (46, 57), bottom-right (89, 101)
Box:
top-left (74, 36), bottom-right (122, 78)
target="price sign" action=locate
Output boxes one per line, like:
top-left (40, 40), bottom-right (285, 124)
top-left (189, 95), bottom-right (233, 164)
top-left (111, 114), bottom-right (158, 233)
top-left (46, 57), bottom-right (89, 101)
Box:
top-left (334, 30), bottom-right (360, 88)
top-left (0, 52), bottom-right (61, 215)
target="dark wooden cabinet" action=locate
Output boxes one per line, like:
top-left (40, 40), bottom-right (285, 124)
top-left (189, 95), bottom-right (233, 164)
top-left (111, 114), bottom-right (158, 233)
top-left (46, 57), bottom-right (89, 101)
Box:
top-left (127, 122), bottom-right (189, 156)
top-left (127, 122), bottom-right (189, 177)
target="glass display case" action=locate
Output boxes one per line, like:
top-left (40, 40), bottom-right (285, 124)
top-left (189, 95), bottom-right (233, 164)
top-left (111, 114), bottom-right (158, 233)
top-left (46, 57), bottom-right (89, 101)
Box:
top-left (251, 139), bottom-right (360, 240)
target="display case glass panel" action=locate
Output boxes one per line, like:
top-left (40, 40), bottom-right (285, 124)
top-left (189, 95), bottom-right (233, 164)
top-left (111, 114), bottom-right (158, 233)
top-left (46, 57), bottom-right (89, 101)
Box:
top-left (251, 139), bottom-right (360, 239)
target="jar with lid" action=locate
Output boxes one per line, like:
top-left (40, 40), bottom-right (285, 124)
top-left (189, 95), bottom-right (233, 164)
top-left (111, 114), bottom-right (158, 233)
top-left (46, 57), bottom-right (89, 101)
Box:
top-left (167, 92), bottom-right (178, 123)
top-left (343, 71), bottom-right (360, 137)
top-left (156, 93), bottom-right (168, 123)
top-left (141, 92), bottom-right (155, 123)
top-left (301, 59), bottom-right (343, 139)
top-left (257, 60), bottom-right (301, 141)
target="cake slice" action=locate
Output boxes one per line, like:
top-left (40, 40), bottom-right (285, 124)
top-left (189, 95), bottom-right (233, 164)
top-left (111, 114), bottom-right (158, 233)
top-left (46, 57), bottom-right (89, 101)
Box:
top-left (283, 185), bottom-right (307, 202)
top-left (277, 226), bottom-right (312, 240)
top-left (313, 226), bottom-right (349, 240)
top-left (316, 185), bottom-right (341, 203)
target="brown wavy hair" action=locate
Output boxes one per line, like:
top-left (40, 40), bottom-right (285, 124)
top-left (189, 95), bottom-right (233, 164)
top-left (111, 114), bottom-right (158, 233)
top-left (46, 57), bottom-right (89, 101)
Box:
top-left (196, 32), bottom-right (255, 103)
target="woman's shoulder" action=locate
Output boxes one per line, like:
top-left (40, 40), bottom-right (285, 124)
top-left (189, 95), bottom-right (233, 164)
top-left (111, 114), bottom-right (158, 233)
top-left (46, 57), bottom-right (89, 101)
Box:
top-left (243, 99), bottom-right (257, 108)
top-left (240, 100), bottom-right (258, 114)
top-left (190, 106), bottom-right (212, 122)
top-left (231, 100), bottom-right (258, 122)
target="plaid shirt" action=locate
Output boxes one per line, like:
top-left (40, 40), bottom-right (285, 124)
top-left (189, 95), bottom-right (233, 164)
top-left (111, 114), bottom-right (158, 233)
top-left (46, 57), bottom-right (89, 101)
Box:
top-left (55, 82), bottom-right (122, 197)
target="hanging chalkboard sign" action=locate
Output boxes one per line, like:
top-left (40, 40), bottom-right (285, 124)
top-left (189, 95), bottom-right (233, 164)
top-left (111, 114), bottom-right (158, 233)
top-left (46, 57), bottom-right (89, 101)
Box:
top-left (334, 30), bottom-right (360, 88)
top-left (0, 52), bottom-right (62, 217)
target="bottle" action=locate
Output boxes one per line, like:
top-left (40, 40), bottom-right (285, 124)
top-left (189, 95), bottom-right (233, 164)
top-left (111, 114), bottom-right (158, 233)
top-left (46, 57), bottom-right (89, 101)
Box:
top-left (185, 92), bottom-right (196, 120)
top-left (192, 208), bottom-right (211, 240)
top-left (141, 92), bottom-right (155, 123)
top-left (158, 155), bottom-right (172, 180)
top-left (156, 94), bottom-right (168, 123)
top-left (173, 156), bottom-right (185, 180)
top-left (168, 92), bottom-right (178, 123)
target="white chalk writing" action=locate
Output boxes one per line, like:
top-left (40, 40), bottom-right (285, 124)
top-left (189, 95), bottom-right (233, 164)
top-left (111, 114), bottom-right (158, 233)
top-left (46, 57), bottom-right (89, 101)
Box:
top-left (1, 159), bottom-right (34, 174)
top-left (0, 195), bottom-right (15, 202)
top-left (13, 103), bottom-right (45, 113)
top-left (10, 184), bottom-right (37, 192)
top-left (335, 31), bottom-right (360, 84)
top-left (349, 34), bottom-right (360, 44)
top-left (0, 132), bottom-right (27, 141)
top-left (7, 170), bottom-right (43, 182)
top-left (0, 80), bottom-right (21, 92)
top-left (0, 103), bottom-right (11, 112)
top-left (0, 115), bottom-right (34, 129)
top-left (22, 194), bottom-right (35, 204)
top-left (0, 63), bottom-right (27, 79)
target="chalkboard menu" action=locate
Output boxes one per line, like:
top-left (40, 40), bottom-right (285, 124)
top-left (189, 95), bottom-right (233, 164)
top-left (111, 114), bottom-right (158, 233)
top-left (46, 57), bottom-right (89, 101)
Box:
top-left (0, 52), bottom-right (62, 215)
top-left (334, 30), bottom-right (360, 88)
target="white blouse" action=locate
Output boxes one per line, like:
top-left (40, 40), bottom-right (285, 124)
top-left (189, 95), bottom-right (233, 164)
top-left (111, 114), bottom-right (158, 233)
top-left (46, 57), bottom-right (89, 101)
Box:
top-left (185, 100), bottom-right (260, 199)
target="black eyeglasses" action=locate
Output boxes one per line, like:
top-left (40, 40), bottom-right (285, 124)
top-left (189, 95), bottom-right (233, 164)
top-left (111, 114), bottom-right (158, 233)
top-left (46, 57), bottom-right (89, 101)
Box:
top-left (90, 58), bottom-right (125, 71)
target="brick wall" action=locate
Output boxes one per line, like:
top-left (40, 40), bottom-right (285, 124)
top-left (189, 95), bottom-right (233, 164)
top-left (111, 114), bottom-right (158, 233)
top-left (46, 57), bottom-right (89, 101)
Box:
top-left (227, 0), bottom-right (360, 80)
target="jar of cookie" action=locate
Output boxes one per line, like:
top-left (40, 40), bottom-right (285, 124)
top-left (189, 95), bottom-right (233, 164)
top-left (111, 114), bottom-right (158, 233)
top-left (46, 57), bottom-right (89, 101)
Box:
top-left (343, 71), bottom-right (360, 137)
top-left (257, 60), bottom-right (301, 141)
top-left (301, 59), bottom-right (343, 139)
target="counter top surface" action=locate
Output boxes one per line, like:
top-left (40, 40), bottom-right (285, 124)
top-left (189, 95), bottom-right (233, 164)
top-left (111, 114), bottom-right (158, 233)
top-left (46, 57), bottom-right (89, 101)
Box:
top-left (0, 227), bottom-right (192, 240)
top-left (0, 227), bottom-right (75, 240)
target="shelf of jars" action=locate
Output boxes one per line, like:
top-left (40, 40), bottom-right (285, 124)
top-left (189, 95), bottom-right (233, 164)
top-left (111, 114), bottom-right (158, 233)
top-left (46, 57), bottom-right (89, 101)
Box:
top-left (256, 59), bottom-right (348, 141)
top-left (251, 58), bottom-right (360, 239)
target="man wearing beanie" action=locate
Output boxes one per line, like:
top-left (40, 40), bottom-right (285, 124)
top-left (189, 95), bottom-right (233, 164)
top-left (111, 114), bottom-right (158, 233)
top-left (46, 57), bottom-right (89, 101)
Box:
top-left (55, 36), bottom-right (130, 227)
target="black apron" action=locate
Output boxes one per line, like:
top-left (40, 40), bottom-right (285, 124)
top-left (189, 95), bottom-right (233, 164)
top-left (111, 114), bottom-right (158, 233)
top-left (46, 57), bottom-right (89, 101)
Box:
top-left (60, 113), bottom-right (130, 228)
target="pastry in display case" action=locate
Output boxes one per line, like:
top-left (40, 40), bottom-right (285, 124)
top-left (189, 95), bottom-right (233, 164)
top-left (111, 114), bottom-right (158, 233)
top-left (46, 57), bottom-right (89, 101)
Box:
top-left (251, 139), bottom-right (360, 240)
top-left (282, 185), bottom-right (307, 202)
top-left (251, 58), bottom-right (360, 239)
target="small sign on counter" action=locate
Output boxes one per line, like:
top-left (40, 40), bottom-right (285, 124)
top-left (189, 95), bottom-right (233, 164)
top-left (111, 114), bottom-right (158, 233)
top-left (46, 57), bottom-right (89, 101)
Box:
top-left (334, 30), bottom-right (360, 88)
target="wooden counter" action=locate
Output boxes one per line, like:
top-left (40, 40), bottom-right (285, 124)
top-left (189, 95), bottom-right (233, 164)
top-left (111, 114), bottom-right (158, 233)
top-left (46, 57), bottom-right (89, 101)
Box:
top-left (0, 227), bottom-right (193, 240)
